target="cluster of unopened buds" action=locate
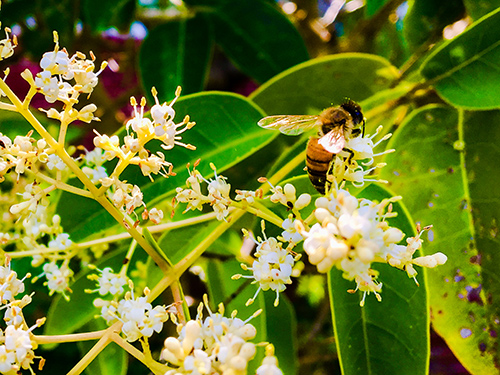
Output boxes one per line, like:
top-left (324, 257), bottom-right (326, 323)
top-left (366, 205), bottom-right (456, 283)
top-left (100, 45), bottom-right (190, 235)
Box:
top-left (89, 267), bottom-right (169, 342)
top-left (160, 295), bottom-right (283, 375)
top-left (0, 260), bottom-right (45, 374)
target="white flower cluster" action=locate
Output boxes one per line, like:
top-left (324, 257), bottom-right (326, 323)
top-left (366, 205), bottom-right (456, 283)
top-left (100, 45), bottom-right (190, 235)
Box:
top-left (33, 32), bottom-right (105, 113)
top-left (94, 87), bottom-right (195, 181)
top-left (0, 133), bottom-right (70, 182)
top-left (101, 176), bottom-right (145, 215)
top-left (233, 223), bottom-right (298, 307)
top-left (87, 265), bottom-right (128, 297)
top-left (5, 179), bottom-right (75, 298)
top-left (41, 261), bottom-right (74, 298)
top-left (89, 87), bottom-right (196, 222)
top-left (161, 296), bottom-right (283, 375)
top-left (93, 279), bottom-right (168, 342)
top-left (326, 125), bottom-right (394, 191)
top-left (300, 188), bottom-right (447, 306)
top-left (175, 162), bottom-right (232, 221)
top-left (0, 260), bottom-right (45, 374)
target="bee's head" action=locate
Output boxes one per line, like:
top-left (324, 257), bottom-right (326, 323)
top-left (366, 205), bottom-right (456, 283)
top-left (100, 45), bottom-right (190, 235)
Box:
top-left (341, 99), bottom-right (364, 126)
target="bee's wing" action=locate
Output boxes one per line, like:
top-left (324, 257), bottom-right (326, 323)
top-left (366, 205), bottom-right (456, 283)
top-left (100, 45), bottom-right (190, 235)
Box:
top-left (258, 115), bottom-right (319, 136)
top-left (318, 128), bottom-right (345, 154)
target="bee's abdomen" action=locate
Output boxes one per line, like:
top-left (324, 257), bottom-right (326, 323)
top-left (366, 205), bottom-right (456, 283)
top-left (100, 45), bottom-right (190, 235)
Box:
top-left (306, 137), bottom-right (334, 194)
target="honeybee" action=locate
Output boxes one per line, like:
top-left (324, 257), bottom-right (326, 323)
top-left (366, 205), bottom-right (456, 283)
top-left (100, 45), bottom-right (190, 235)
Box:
top-left (258, 100), bottom-right (365, 194)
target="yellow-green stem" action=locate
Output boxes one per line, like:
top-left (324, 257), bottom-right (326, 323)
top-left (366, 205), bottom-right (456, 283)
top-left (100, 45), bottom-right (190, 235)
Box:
top-left (66, 323), bottom-right (117, 375)
top-left (35, 330), bottom-right (106, 344)
top-left (28, 169), bottom-right (92, 198)
top-left (111, 332), bottom-right (168, 375)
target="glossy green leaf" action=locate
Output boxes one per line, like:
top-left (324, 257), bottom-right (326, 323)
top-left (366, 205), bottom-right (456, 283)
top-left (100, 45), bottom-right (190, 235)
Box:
top-left (139, 15), bottom-right (213, 101)
top-left (380, 105), bottom-right (500, 374)
top-left (82, 0), bottom-right (135, 32)
top-left (463, 0), bottom-right (500, 20)
top-left (263, 293), bottom-right (298, 375)
top-left (403, 0), bottom-right (465, 50)
top-left (79, 320), bottom-right (127, 375)
top-left (250, 53), bottom-right (399, 117)
top-left (365, 0), bottom-right (390, 17)
top-left (57, 92), bottom-right (271, 242)
top-left (157, 220), bottom-right (225, 265)
top-left (210, 0), bottom-right (309, 83)
top-left (329, 184), bottom-right (428, 375)
top-left (420, 7), bottom-right (500, 109)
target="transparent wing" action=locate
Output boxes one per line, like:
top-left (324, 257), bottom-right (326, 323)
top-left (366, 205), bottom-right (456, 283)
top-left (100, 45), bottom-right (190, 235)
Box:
top-left (318, 128), bottom-right (345, 154)
top-left (258, 115), bottom-right (319, 136)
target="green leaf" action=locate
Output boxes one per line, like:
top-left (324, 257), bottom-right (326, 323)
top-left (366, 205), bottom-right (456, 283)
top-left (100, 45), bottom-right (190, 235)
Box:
top-left (157, 220), bottom-right (225, 265)
top-left (463, 0), bottom-right (500, 20)
top-left (379, 105), bottom-right (500, 374)
top-left (263, 293), bottom-right (298, 375)
top-left (329, 184), bottom-right (428, 375)
top-left (403, 0), bottom-right (465, 50)
top-left (210, 0), bottom-right (309, 83)
top-left (420, 7), bottom-right (500, 109)
top-left (250, 53), bottom-right (399, 117)
top-left (365, 0), bottom-right (390, 17)
top-left (82, 0), bottom-right (135, 32)
top-left (57, 92), bottom-right (272, 242)
top-left (79, 320), bottom-right (127, 375)
top-left (139, 14), bottom-right (213, 101)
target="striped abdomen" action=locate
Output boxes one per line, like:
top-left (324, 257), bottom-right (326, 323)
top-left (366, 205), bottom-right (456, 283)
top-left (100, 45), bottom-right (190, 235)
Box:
top-left (306, 137), bottom-right (334, 194)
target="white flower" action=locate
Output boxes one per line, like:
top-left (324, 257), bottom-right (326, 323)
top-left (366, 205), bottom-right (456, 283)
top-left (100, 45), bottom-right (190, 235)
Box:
top-left (34, 70), bottom-right (60, 103)
top-left (0, 344), bottom-right (16, 373)
top-left (281, 216), bottom-right (303, 244)
top-left (93, 267), bottom-right (128, 296)
top-left (42, 261), bottom-right (73, 297)
top-left (148, 208), bottom-right (163, 224)
top-left (48, 233), bottom-right (72, 250)
top-left (256, 345), bottom-right (283, 375)
top-left (46, 154), bottom-right (66, 171)
top-left (0, 27), bottom-right (17, 61)
top-left (0, 263), bottom-right (26, 303)
top-left (40, 50), bottom-right (70, 75)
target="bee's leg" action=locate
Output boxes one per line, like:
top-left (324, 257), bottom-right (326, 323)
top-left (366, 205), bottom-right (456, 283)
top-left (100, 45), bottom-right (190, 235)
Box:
top-left (325, 159), bottom-right (336, 194)
top-left (361, 119), bottom-right (365, 137)
top-left (343, 148), bottom-right (355, 166)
